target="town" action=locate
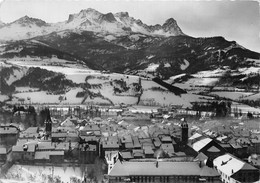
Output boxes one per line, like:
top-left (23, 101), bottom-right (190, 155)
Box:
top-left (0, 103), bottom-right (260, 183)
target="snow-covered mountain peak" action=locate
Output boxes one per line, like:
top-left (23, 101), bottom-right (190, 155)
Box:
top-left (11, 15), bottom-right (48, 27)
top-left (0, 8), bottom-right (185, 41)
top-left (0, 20), bottom-right (5, 28)
top-left (162, 18), bottom-right (184, 35)
top-left (114, 12), bottom-right (129, 18)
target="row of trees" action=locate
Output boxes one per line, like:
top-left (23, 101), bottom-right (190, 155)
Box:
top-left (192, 101), bottom-right (232, 117)
top-left (11, 106), bottom-right (50, 128)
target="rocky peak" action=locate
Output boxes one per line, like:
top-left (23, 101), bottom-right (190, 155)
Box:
top-left (67, 8), bottom-right (102, 23)
top-left (12, 16), bottom-right (47, 27)
top-left (162, 18), bottom-right (184, 35)
top-left (115, 12), bottom-right (129, 18)
top-left (99, 13), bottom-right (117, 23)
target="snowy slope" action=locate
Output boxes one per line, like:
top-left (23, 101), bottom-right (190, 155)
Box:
top-left (0, 8), bottom-right (184, 41)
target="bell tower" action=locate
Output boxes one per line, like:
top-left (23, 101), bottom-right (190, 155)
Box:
top-left (181, 118), bottom-right (188, 145)
top-left (45, 108), bottom-right (52, 138)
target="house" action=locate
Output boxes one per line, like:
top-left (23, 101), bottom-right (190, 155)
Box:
top-left (160, 143), bottom-right (175, 157)
top-left (159, 135), bottom-right (172, 144)
top-left (120, 151), bottom-right (133, 161)
top-left (105, 151), bottom-right (119, 174)
top-left (251, 138), bottom-right (260, 154)
top-left (120, 135), bottom-right (132, 149)
top-left (79, 144), bottom-right (97, 164)
top-left (140, 138), bottom-right (154, 149)
top-left (51, 132), bottom-right (79, 142)
top-left (108, 161), bottom-right (221, 183)
top-left (19, 127), bottom-right (39, 139)
top-left (190, 137), bottom-right (226, 159)
top-left (214, 153), bottom-right (259, 183)
top-left (101, 136), bottom-right (120, 157)
top-left (0, 126), bottom-right (19, 146)
top-left (79, 124), bottom-right (100, 136)
top-left (60, 117), bottom-right (77, 128)
top-left (132, 149), bottom-right (144, 159)
top-left (0, 147), bottom-right (7, 162)
top-left (12, 143), bottom-right (36, 162)
top-left (152, 137), bottom-right (161, 148)
top-left (34, 151), bottom-right (64, 163)
top-left (132, 136), bottom-right (141, 149)
top-left (143, 146), bottom-right (154, 158)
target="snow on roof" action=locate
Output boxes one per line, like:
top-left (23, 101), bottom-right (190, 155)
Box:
top-left (109, 161), bottom-right (220, 177)
top-left (189, 133), bottom-right (202, 140)
top-left (144, 147), bottom-right (154, 155)
top-left (35, 151), bottom-right (50, 160)
top-left (0, 147), bottom-right (7, 154)
top-left (214, 154), bottom-right (257, 176)
top-left (0, 126), bottom-right (18, 134)
top-left (207, 146), bottom-right (221, 152)
top-left (60, 118), bottom-right (76, 127)
top-left (192, 138), bottom-right (212, 152)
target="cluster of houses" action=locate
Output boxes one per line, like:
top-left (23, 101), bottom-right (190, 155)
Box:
top-left (1, 107), bottom-right (260, 183)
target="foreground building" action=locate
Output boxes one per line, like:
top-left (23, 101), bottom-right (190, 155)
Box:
top-left (108, 160), bottom-right (221, 183)
top-left (214, 153), bottom-right (259, 183)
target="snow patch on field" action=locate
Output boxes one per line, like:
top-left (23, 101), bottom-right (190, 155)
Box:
top-left (192, 68), bottom-right (226, 78)
top-left (180, 59), bottom-right (189, 70)
top-left (5, 67), bottom-right (28, 85)
top-left (145, 63), bottom-right (159, 72)
top-left (0, 95), bottom-right (8, 102)
top-left (104, 35), bottom-right (116, 41)
top-left (16, 87), bottom-right (39, 92)
top-left (141, 79), bottom-right (167, 90)
top-left (5, 164), bottom-right (84, 183)
top-left (231, 103), bottom-right (260, 114)
top-left (243, 93), bottom-right (260, 101)
top-left (146, 55), bottom-right (155, 59)
top-left (12, 88), bottom-right (85, 104)
top-left (209, 92), bottom-right (254, 101)
top-left (129, 34), bottom-right (140, 41)
top-left (238, 67), bottom-right (260, 75)
top-left (167, 74), bottom-right (186, 83)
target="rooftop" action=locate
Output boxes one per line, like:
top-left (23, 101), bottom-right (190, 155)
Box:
top-left (0, 126), bottom-right (18, 134)
top-left (109, 161), bottom-right (220, 177)
top-left (192, 138), bottom-right (212, 152)
top-left (214, 153), bottom-right (257, 177)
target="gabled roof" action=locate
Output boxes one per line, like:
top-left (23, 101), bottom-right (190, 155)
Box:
top-left (192, 138), bottom-right (212, 152)
top-left (195, 152), bottom-right (208, 162)
top-left (214, 153), bottom-right (257, 177)
top-left (189, 133), bottom-right (202, 140)
top-left (207, 146), bottom-right (221, 152)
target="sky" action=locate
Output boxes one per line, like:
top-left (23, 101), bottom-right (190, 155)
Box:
top-left (0, 0), bottom-right (259, 52)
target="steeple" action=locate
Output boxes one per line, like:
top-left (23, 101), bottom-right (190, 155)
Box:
top-left (181, 118), bottom-right (188, 144)
top-left (45, 108), bottom-right (52, 137)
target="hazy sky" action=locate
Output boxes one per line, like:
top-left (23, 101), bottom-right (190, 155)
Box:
top-left (0, 0), bottom-right (259, 52)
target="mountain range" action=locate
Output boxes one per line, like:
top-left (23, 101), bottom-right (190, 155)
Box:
top-left (0, 8), bottom-right (260, 107)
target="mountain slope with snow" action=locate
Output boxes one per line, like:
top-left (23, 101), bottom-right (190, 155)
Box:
top-left (0, 8), bottom-right (184, 42)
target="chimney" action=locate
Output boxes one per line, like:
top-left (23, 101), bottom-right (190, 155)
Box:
top-left (199, 161), bottom-right (202, 168)
top-left (23, 144), bottom-right (28, 151)
top-left (156, 161), bottom-right (159, 168)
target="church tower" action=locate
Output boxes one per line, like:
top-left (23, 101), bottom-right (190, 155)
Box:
top-left (45, 108), bottom-right (52, 137)
top-left (181, 118), bottom-right (188, 145)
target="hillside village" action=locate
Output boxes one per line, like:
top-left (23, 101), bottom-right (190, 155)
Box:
top-left (0, 4), bottom-right (260, 183)
top-left (1, 104), bottom-right (260, 183)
